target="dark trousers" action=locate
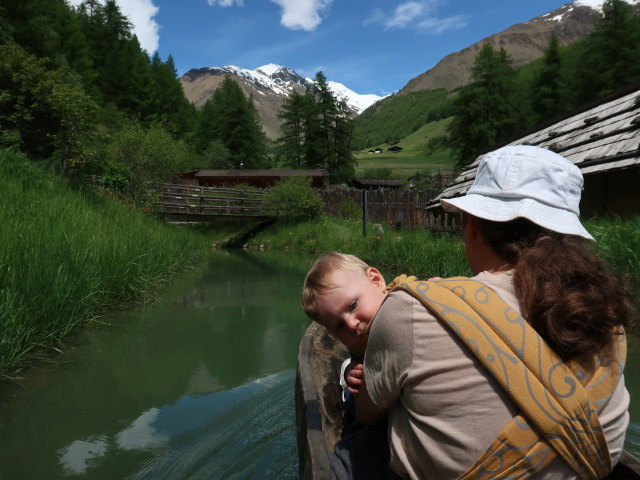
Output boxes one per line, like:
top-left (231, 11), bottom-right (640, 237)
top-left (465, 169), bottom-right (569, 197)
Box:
top-left (329, 420), bottom-right (403, 480)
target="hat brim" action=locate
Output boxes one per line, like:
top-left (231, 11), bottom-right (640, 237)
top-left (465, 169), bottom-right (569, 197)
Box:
top-left (441, 194), bottom-right (594, 241)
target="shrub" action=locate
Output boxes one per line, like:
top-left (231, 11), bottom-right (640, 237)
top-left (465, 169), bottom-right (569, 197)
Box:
top-left (265, 176), bottom-right (323, 220)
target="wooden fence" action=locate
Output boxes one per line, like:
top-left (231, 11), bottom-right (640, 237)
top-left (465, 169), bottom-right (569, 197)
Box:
top-left (154, 183), bottom-right (270, 219)
top-left (151, 182), bottom-right (461, 230)
top-left (318, 187), bottom-right (444, 228)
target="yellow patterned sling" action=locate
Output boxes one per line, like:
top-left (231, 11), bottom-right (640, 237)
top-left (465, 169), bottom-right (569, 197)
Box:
top-left (387, 275), bottom-right (626, 480)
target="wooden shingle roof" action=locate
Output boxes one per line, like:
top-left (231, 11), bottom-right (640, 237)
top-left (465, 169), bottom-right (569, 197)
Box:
top-left (430, 87), bottom-right (640, 209)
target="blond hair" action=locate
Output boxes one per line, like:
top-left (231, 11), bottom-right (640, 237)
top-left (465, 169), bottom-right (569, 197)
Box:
top-left (301, 252), bottom-right (370, 320)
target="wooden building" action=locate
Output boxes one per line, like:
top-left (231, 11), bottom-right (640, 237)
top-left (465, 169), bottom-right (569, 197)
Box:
top-left (177, 169), bottom-right (329, 189)
top-left (427, 86), bottom-right (640, 230)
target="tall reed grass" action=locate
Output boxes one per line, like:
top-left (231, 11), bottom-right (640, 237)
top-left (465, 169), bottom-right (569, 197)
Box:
top-left (249, 215), bottom-right (640, 296)
top-left (586, 216), bottom-right (640, 294)
top-left (0, 150), bottom-right (209, 377)
top-left (249, 217), bottom-right (470, 279)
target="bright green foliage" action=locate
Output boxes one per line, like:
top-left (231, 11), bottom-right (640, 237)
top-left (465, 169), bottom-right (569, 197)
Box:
top-left (586, 216), bottom-right (640, 294)
top-left (0, 149), bottom-right (209, 375)
top-left (277, 71), bottom-right (356, 183)
top-left (353, 89), bottom-right (453, 150)
top-left (98, 122), bottom-right (197, 203)
top-left (248, 216), bottom-right (470, 279)
top-left (194, 76), bottom-right (268, 169)
top-left (447, 45), bottom-right (521, 168)
top-left (265, 176), bottom-right (323, 220)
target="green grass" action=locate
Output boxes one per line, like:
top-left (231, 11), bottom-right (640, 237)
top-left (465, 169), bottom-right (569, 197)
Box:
top-left (354, 118), bottom-right (455, 178)
top-left (248, 215), bottom-right (640, 301)
top-left (0, 150), bottom-right (211, 377)
top-left (586, 216), bottom-right (640, 293)
top-left (247, 216), bottom-right (469, 279)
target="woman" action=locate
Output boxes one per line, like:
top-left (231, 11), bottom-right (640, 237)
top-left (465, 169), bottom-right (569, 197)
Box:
top-left (355, 145), bottom-right (631, 479)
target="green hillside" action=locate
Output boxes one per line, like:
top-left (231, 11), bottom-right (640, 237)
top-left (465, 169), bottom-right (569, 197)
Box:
top-left (353, 88), bottom-right (453, 150)
top-left (355, 118), bottom-right (453, 178)
top-left (353, 1), bottom-right (640, 172)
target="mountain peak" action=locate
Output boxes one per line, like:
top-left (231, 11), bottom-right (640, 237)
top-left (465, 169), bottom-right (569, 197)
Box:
top-left (180, 63), bottom-right (385, 139)
top-left (256, 63), bottom-right (284, 76)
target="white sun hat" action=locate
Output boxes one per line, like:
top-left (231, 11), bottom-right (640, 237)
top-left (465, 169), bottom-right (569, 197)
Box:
top-left (440, 145), bottom-right (594, 240)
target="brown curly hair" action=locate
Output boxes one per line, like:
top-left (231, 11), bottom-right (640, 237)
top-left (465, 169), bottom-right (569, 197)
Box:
top-left (475, 217), bottom-right (631, 361)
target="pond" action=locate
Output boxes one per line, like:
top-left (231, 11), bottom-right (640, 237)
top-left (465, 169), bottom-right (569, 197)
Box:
top-left (0, 250), bottom-right (637, 479)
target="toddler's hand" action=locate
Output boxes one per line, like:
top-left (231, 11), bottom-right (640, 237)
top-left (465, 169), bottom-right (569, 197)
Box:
top-left (345, 362), bottom-right (365, 394)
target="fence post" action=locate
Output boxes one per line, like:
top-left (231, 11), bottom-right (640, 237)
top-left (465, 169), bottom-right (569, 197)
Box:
top-left (362, 189), bottom-right (368, 237)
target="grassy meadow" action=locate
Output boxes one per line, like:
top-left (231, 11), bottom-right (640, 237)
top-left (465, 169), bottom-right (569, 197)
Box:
top-left (0, 150), bottom-right (211, 378)
top-left (354, 118), bottom-right (454, 178)
top-left (248, 216), bottom-right (469, 279)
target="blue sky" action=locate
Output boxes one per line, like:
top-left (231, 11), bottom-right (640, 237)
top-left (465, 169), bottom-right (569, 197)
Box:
top-left (69, 0), bottom-right (582, 96)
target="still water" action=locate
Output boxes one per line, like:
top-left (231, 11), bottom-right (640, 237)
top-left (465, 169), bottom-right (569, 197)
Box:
top-left (0, 250), bottom-right (638, 479)
top-left (0, 250), bottom-right (312, 479)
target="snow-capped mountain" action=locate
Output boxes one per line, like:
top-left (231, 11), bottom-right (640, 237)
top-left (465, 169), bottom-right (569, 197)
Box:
top-left (400, 0), bottom-right (640, 94)
top-left (327, 80), bottom-right (385, 115)
top-left (539, 0), bottom-right (639, 22)
top-left (179, 64), bottom-right (384, 139)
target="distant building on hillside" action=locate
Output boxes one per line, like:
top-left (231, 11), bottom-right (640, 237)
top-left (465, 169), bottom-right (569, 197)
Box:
top-left (427, 85), bottom-right (640, 231)
top-left (177, 169), bottom-right (329, 189)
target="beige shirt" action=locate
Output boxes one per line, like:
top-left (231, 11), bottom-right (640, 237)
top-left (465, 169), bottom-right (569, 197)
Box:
top-left (364, 271), bottom-right (630, 480)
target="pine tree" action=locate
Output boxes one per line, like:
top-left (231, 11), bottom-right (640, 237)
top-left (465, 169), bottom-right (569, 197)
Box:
top-left (330, 98), bottom-right (356, 183)
top-left (277, 71), bottom-right (355, 182)
top-left (196, 76), bottom-right (267, 168)
top-left (277, 91), bottom-right (311, 168)
top-left (532, 34), bottom-right (566, 123)
top-left (574, 0), bottom-right (640, 103)
top-left (447, 44), bottom-right (520, 168)
top-left (148, 53), bottom-right (195, 136)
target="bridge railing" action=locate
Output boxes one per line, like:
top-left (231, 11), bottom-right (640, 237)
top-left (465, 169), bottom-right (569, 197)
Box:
top-left (154, 183), bottom-right (271, 218)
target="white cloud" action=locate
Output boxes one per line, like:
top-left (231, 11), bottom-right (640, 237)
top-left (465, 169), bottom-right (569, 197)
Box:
top-left (270, 0), bottom-right (334, 31)
top-left (66, 0), bottom-right (160, 53)
top-left (208, 0), bottom-right (244, 5)
top-left (386, 2), bottom-right (427, 29)
top-left (58, 436), bottom-right (109, 475)
top-left (417, 14), bottom-right (468, 34)
top-left (366, 0), bottom-right (467, 33)
top-left (116, 408), bottom-right (168, 450)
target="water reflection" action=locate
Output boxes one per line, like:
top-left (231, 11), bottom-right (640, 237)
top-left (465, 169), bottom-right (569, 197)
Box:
top-left (0, 250), bottom-right (311, 479)
top-left (56, 371), bottom-right (296, 479)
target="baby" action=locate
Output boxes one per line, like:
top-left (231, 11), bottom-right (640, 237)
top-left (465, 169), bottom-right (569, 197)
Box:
top-left (301, 252), bottom-right (388, 395)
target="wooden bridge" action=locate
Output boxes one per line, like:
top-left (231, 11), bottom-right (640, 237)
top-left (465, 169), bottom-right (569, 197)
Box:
top-left (154, 183), bottom-right (272, 222)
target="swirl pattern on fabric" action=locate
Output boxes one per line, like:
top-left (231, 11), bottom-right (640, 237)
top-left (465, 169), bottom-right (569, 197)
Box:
top-left (387, 275), bottom-right (626, 480)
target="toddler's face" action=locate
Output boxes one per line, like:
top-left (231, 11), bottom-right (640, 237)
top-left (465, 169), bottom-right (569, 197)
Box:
top-left (315, 267), bottom-right (386, 348)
